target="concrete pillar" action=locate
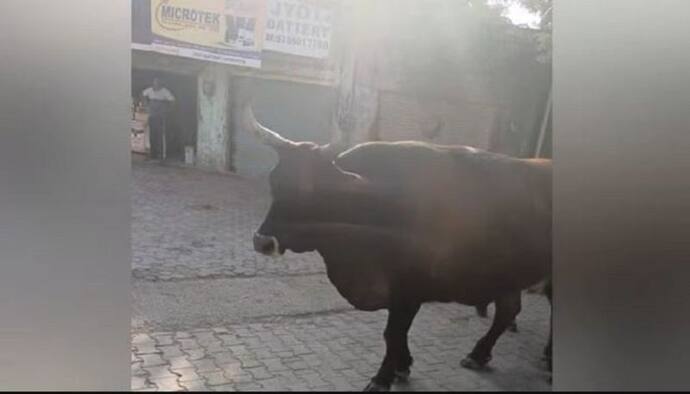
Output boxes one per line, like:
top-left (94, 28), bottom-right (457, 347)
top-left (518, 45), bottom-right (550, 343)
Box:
top-left (196, 64), bottom-right (230, 172)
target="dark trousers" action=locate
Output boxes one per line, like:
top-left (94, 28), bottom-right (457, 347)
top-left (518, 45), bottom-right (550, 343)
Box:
top-left (148, 115), bottom-right (166, 160)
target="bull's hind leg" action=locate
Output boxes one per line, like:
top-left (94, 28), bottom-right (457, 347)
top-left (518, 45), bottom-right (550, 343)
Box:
top-left (476, 302), bottom-right (518, 332)
top-left (364, 302), bottom-right (421, 392)
top-left (461, 292), bottom-right (522, 370)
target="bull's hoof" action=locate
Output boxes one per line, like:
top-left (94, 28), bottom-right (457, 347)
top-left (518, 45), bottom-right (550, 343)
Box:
top-left (363, 380), bottom-right (390, 392)
top-left (394, 368), bottom-right (411, 383)
top-left (460, 355), bottom-right (491, 370)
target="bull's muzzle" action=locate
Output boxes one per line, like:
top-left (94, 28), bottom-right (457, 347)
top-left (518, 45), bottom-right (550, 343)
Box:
top-left (253, 233), bottom-right (281, 257)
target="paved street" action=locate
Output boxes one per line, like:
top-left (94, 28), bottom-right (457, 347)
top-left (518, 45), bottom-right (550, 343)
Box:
top-left (131, 158), bottom-right (552, 391)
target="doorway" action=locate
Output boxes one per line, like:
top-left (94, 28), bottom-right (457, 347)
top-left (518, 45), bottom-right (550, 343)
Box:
top-left (132, 69), bottom-right (198, 162)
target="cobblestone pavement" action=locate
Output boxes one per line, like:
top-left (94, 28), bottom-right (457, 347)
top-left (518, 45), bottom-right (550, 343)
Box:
top-left (132, 160), bottom-right (323, 281)
top-left (133, 301), bottom-right (551, 392)
top-left (131, 160), bottom-right (552, 391)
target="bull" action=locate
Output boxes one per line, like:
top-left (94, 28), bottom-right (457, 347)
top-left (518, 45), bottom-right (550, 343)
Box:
top-left (245, 106), bottom-right (552, 391)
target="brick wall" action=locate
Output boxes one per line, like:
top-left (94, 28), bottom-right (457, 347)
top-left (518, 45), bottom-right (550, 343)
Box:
top-left (375, 92), bottom-right (498, 150)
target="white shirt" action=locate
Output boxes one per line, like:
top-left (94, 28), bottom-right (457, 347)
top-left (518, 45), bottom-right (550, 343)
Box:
top-left (142, 87), bottom-right (175, 117)
top-left (142, 87), bottom-right (175, 102)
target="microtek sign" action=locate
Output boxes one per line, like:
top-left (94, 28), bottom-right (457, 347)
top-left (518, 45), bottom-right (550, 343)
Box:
top-left (157, 4), bottom-right (221, 31)
top-left (147, 0), bottom-right (266, 68)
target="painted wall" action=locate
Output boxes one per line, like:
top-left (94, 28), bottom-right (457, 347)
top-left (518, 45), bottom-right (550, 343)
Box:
top-left (335, 0), bottom-right (551, 157)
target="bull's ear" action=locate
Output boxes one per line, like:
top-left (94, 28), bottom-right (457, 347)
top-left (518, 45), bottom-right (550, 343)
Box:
top-left (242, 104), bottom-right (296, 150)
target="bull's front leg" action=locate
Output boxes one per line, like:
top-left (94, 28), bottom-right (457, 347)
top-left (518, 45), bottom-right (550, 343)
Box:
top-left (364, 302), bottom-right (421, 392)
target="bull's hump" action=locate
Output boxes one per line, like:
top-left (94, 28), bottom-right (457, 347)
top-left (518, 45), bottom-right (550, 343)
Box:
top-left (335, 141), bottom-right (482, 182)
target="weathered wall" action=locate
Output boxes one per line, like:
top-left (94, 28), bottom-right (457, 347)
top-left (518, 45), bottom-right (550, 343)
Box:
top-left (335, 0), bottom-right (551, 156)
top-left (196, 64), bottom-right (231, 172)
top-left (376, 92), bottom-right (498, 149)
top-left (334, 0), bottom-right (499, 150)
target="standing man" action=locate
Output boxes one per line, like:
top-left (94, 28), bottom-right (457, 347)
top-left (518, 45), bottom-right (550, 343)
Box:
top-left (141, 77), bottom-right (175, 160)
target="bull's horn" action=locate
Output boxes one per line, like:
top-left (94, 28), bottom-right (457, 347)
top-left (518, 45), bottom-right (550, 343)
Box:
top-left (242, 105), bottom-right (294, 148)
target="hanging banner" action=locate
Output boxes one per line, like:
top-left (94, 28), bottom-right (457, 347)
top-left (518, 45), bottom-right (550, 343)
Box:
top-left (142, 0), bottom-right (267, 68)
top-left (264, 0), bottom-right (335, 59)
